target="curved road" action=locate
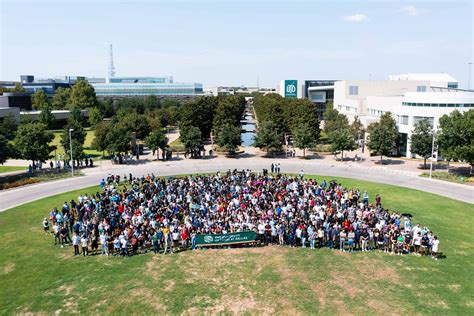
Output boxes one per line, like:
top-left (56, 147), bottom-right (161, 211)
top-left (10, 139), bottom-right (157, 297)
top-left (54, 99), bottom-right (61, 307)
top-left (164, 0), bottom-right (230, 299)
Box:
top-left (1, 157), bottom-right (473, 212)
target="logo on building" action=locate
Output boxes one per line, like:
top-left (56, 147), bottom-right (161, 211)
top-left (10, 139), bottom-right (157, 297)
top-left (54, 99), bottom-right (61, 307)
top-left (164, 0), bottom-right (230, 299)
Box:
top-left (284, 80), bottom-right (298, 98)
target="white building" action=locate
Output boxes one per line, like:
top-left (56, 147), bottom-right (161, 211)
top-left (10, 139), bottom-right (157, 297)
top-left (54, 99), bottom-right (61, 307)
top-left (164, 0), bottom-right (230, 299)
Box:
top-left (333, 74), bottom-right (473, 157)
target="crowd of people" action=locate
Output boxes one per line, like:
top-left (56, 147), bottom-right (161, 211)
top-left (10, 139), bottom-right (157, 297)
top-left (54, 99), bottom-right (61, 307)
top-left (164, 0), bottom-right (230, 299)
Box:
top-left (43, 170), bottom-right (440, 260)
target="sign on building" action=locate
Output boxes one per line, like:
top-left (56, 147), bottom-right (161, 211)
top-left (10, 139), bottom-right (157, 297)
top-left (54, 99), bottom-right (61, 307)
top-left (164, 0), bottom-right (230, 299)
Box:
top-left (284, 80), bottom-right (298, 98)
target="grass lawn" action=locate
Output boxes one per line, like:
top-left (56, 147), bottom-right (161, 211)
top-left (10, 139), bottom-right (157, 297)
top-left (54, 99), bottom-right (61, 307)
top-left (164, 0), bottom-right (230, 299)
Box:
top-left (50, 128), bottom-right (103, 160)
top-left (0, 165), bottom-right (27, 174)
top-left (0, 175), bottom-right (473, 314)
top-left (168, 137), bottom-right (185, 152)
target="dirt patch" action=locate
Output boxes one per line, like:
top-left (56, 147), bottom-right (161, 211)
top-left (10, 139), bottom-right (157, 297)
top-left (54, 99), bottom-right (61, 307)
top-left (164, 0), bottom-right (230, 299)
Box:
top-left (354, 257), bottom-right (400, 283)
top-left (203, 293), bottom-right (275, 315)
top-left (447, 284), bottom-right (461, 292)
top-left (3, 262), bottom-right (15, 274)
top-left (164, 279), bottom-right (175, 292)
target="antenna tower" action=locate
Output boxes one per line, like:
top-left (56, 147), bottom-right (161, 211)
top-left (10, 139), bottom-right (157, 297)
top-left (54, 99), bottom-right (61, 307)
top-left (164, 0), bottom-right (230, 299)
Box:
top-left (108, 44), bottom-right (116, 78)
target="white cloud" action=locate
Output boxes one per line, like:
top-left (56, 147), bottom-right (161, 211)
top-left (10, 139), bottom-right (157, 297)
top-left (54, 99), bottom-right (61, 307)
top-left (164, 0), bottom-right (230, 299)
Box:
top-left (401, 5), bottom-right (419, 16)
top-left (343, 13), bottom-right (367, 23)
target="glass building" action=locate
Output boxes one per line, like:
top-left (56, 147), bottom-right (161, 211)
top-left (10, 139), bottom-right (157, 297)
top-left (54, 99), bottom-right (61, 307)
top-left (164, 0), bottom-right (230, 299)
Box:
top-left (92, 77), bottom-right (203, 97)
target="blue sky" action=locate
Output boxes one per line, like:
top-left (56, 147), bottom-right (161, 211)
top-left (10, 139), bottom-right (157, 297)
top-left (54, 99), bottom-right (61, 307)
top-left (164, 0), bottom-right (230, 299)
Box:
top-left (1, 0), bottom-right (473, 87)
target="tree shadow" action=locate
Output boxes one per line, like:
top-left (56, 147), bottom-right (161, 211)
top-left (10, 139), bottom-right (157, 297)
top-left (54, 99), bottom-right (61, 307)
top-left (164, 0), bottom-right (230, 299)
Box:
top-left (373, 159), bottom-right (405, 165)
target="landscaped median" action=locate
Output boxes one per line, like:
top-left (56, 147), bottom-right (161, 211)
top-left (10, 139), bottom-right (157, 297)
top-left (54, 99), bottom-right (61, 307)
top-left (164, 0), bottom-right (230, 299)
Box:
top-left (0, 174), bottom-right (472, 314)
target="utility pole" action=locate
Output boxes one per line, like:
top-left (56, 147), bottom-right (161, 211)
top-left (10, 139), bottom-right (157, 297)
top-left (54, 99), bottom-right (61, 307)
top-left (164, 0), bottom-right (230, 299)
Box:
top-left (69, 128), bottom-right (74, 177)
top-left (429, 129), bottom-right (437, 179)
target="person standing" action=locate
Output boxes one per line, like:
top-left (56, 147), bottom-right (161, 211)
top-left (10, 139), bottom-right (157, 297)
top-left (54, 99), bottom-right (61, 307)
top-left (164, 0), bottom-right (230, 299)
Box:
top-left (431, 236), bottom-right (440, 260)
top-left (271, 163), bottom-right (274, 173)
top-left (81, 234), bottom-right (89, 256)
top-left (43, 218), bottom-right (50, 234)
top-left (339, 230), bottom-right (346, 252)
top-left (72, 232), bottom-right (80, 255)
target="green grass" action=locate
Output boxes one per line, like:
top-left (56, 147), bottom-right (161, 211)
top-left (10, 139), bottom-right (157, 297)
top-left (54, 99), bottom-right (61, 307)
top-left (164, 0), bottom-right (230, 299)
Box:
top-left (168, 137), bottom-right (185, 152)
top-left (0, 175), bottom-right (473, 314)
top-left (0, 165), bottom-right (27, 174)
top-left (50, 129), bottom-right (103, 159)
top-left (420, 171), bottom-right (473, 184)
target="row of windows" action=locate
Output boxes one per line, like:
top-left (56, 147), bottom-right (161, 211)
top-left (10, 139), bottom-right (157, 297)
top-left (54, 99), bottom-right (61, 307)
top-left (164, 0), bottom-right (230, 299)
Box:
top-left (402, 102), bottom-right (474, 107)
top-left (416, 85), bottom-right (426, 92)
top-left (96, 91), bottom-right (197, 96)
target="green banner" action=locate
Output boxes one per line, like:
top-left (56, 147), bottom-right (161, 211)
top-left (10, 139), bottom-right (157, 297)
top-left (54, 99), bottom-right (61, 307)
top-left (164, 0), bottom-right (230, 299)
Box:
top-left (195, 231), bottom-right (257, 247)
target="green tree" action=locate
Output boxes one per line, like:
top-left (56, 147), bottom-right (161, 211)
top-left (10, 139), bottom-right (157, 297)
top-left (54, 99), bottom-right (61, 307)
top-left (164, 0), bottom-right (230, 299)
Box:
top-left (367, 113), bottom-right (398, 164)
top-left (145, 129), bottom-right (169, 160)
top-left (437, 110), bottom-right (474, 173)
top-left (32, 89), bottom-right (49, 110)
top-left (39, 103), bottom-right (55, 129)
top-left (88, 107), bottom-right (103, 127)
top-left (61, 120), bottom-right (86, 162)
top-left (105, 125), bottom-right (131, 155)
top-left (14, 122), bottom-right (54, 166)
top-left (216, 123), bottom-right (241, 154)
top-left (181, 126), bottom-right (204, 158)
top-left (350, 116), bottom-right (365, 140)
top-left (323, 107), bottom-right (349, 135)
top-left (254, 121), bottom-right (283, 154)
top-left (330, 128), bottom-right (357, 161)
top-left (68, 79), bottom-right (97, 109)
top-left (179, 97), bottom-right (218, 138)
top-left (118, 112), bottom-right (151, 140)
top-left (410, 119), bottom-right (434, 169)
top-left (12, 83), bottom-right (26, 93)
top-left (0, 113), bottom-right (18, 140)
top-left (0, 135), bottom-right (11, 164)
top-left (51, 87), bottom-right (71, 109)
top-left (92, 121), bottom-right (110, 155)
top-left (292, 123), bottom-right (317, 158)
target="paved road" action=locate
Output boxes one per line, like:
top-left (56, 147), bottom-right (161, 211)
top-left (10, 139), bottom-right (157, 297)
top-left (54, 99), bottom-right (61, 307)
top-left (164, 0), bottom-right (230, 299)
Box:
top-left (1, 156), bottom-right (473, 212)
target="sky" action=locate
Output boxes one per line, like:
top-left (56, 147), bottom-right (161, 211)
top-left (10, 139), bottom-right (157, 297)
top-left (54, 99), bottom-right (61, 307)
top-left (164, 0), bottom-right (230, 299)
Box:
top-left (1, 0), bottom-right (473, 88)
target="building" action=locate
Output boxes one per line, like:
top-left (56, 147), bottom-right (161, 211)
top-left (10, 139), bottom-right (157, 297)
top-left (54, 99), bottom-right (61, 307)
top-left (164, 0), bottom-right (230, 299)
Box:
top-left (278, 79), bottom-right (338, 116)
top-left (333, 73), bottom-right (473, 157)
top-left (204, 86), bottom-right (277, 96)
top-left (91, 76), bottom-right (203, 98)
top-left (0, 92), bottom-right (32, 110)
top-left (0, 75), bottom-right (105, 97)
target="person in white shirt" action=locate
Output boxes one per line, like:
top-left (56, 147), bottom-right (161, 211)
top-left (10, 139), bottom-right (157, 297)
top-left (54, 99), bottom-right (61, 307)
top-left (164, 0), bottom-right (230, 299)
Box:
top-left (431, 236), bottom-right (440, 260)
top-left (81, 235), bottom-right (88, 256)
top-left (72, 233), bottom-right (80, 255)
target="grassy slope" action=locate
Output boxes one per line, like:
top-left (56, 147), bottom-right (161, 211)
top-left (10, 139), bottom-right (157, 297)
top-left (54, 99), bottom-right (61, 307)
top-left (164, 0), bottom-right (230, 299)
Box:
top-left (0, 175), bottom-right (473, 314)
top-left (0, 166), bottom-right (27, 174)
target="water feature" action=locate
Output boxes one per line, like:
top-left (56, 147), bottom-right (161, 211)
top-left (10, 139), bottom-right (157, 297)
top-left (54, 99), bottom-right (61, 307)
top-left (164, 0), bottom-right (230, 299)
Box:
top-left (241, 111), bottom-right (256, 147)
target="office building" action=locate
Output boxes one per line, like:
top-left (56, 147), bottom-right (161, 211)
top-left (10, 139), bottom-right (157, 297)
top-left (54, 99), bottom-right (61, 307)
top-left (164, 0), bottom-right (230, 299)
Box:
top-left (333, 73), bottom-right (473, 157)
top-left (278, 79), bottom-right (338, 116)
top-left (91, 76), bottom-right (203, 98)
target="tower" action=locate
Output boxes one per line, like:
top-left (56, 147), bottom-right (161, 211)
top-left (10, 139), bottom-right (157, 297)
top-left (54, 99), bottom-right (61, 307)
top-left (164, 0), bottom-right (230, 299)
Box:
top-left (108, 44), bottom-right (116, 78)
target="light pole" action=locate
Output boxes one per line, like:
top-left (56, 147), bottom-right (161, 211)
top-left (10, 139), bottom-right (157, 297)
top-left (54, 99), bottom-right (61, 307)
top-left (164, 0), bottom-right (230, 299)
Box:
top-left (429, 129), bottom-right (437, 179)
top-left (69, 128), bottom-right (74, 177)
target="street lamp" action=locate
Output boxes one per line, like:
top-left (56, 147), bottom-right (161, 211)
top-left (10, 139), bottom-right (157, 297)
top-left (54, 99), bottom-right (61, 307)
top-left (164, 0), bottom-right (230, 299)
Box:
top-left (429, 129), bottom-right (438, 179)
top-left (69, 128), bottom-right (74, 177)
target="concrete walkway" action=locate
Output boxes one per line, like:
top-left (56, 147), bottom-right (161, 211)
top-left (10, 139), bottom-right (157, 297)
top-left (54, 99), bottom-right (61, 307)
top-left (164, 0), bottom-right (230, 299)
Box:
top-left (1, 154), bottom-right (473, 213)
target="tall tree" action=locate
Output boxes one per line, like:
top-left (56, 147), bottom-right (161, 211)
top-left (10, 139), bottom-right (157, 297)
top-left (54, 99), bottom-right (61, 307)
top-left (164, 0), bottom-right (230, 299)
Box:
top-left (367, 113), bottom-right (398, 164)
top-left (51, 87), bottom-right (71, 109)
top-left (68, 79), bottom-right (97, 109)
top-left (0, 113), bottom-right (18, 140)
top-left (216, 123), bottom-right (241, 155)
top-left (61, 120), bottom-right (86, 162)
top-left (410, 119), bottom-right (434, 169)
top-left (254, 121), bottom-right (283, 154)
top-left (32, 89), bottom-right (49, 110)
top-left (330, 128), bottom-right (357, 161)
top-left (92, 121), bottom-right (110, 156)
top-left (350, 116), bottom-right (365, 140)
top-left (105, 125), bottom-right (131, 155)
top-left (88, 107), bottom-right (103, 127)
top-left (14, 122), bottom-right (54, 166)
top-left (437, 109), bottom-right (474, 173)
top-left (39, 103), bottom-right (55, 129)
top-left (145, 129), bottom-right (169, 160)
top-left (323, 107), bottom-right (349, 135)
top-left (181, 126), bottom-right (204, 158)
top-left (292, 123), bottom-right (317, 158)
top-left (0, 135), bottom-right (11, 164)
